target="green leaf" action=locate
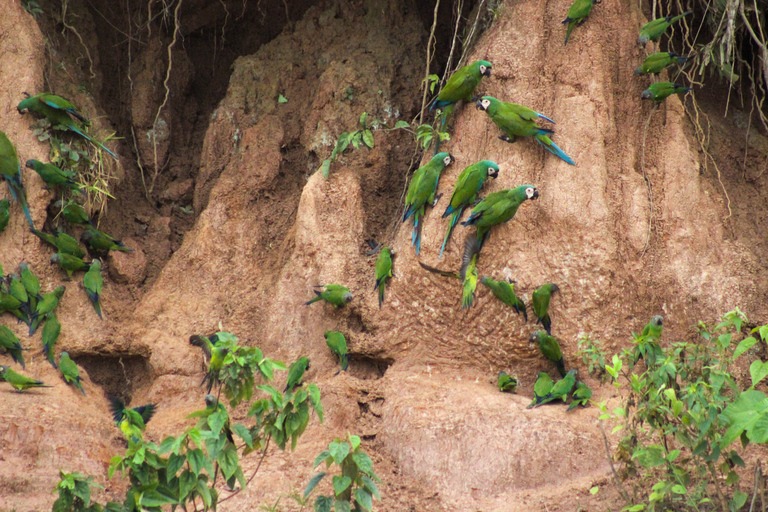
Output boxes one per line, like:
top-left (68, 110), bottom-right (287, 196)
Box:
top-left (394, 120), bottom-right (409, 129)
top-left (218, 444), bottom-right (239, 479)
top-left (196, 476), bottom-right (212, 507)
top-left (314, 450), bottom-right (331, 468)
top-left (332, 132), bottom-right (351, 159)
top-left (632, 445), bottom-right (666, 468)
top-left (167, 453), bottom-right (185, 477)
top-left (351, 452), bottom-right (373, 475)
top-left (361, 475), bottom-right (380, 500)
top-left (621, 505), bottom-right (645, 511)
top-left (351, 131), bottom-right (362, 149)
top-left (733, 337), bottom-right (758, 359)
top-left (731, 491), bottom-right (748, 510)
top-left (721, 390), bottom-right (768, 447)
top-left (319, 159), bottom-right (331, 179)
top-left (725, 470), bottom-right (739, 485)
top-left (187, 449), bottom-right (206, 477)
top-left (362, 130), bottom-right (374, 149)
top-left (233, 423), bottom-right (253, 448)
top-left (334, 499), bottom-right (351, 512)
top-left (589, 486), bottom-right (599, 495)
top-left (359, 112), bottom-right (368, 129)
top-left (309, 383), bottom-right (324, 422)
top-left (278, 94), bottom-right (288, 103)
top-left (670, 484), bottom-right (687, 494)
top-left (207, 411), bottom-right (225, 435)
top-left (354, 487), bottom-right (373, 511)
top-left (332, 475), bottom-right (352, 496)
top-left (305, 472), bottom-right (326, 498)
top-left (329, 441), bottom-right (350, 465)
top-left (348, 435), bottom-right (361, 451)
top-left (314, 495), bottom-right (333, 512)
top-left (157, 436), bottom-right (176, 454)
top-left (750, 360), bottom-right (768, 387)
top-left (759, 325), bottom-right (768, 341)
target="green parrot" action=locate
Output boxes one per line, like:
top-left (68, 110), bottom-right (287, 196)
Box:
top-left (480, 276), bottom-right (527, 321)
top-left (0, 199), bottom-right (9, 232)
top-left (532, 283), bottom-right (559, 335)
top-left (202, 345), bottom-right (229, 394)
top-left (0, 365), bottom-right (51, 391)
top-left (83, 259), bottom-right (103, 319)
top-left (461, 184), bottom-right (539, 249)
top-left (304, 284), bottom-right (353, 307)
top-left (530, 330), bottom-right (566, 377)
top-left (41, 312), bottom-right (61, 369)
top-left (0, 290), bottom-right (27, 323)
top-left (17, 93), bottom-right (119, 160)
top-left (110, 398), bottom-right (157, 440)
top-left (50, 252), bottom-right (90, 279)
top-left (633, 315), bottom-right (664, 365)
top-left (54, 199), bottom-right (93, 226)
top-left (285, 356), bottom-right (310, 392)
top-left (374, 246), bottom-right (394, 308)
top-left (562, 0), bottom-right (600, 45)
top-left (476, 96), bottom-right (575, 165)
top-left (19, 263), bottom-right (41, 314)
top-left (0, 131), bottom-right (33, 227)
top-left (431, 60), bottom-right (492, 133)
top-left (497, 371), bottom-right (518, 393)
top-left (634, 52), bottom-right (688, 75)
top-left (189, 333), bottom-right (221, 361)
top-left (325, 331), bottom-right (349, 372)
top-left (641, 82), bottom-right (691, 102)
top-left (638, 11), bottom-right (692, 46)
top-left (31, 228), bottom-right (86, 258)
top-left (403, 152), bottom-right (454, 254)
top-left (7, 274), bottom-right (29, 316)
top-left (567, 381), bottom-right (593, 411)
top-left (417, 235), bottom-right (480, 310)
top-left (29, 285), bottom-right (66, 336)
top-left (642, 315), bottom-right (663, 341)
top-left (59, 351), bottom-right (85, 395)
top-left (439, 160), bottom-right (499, 259)
top-left (0, 325), bottom-right (25, 368)
top-left (529, 372), bottom-right (554, 407)
top-left (24, 159), bottom-right (81, 193)
top-left (529, 369), bottom-right (577, 408)
top-left (81, 226), bottom-right (133, 253)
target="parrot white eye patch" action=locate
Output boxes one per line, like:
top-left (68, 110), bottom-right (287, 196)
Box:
top-left (525, 187), bottom-right (536, 198)
top-left (479, 65), bottom-right (487, 73)
top-left (480, 99), bottom-right (491, 109)
top-left (443, 156), bottom-right (452, 166)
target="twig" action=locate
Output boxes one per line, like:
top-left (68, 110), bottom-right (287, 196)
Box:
top-left (212, 435), bottom-right (272, 507)
top-left (418, 0), bottom-right (440, 125)
top-left (639, 105), bottom-right (657, 258)
top-left (440, 0), bottom-right (463, 89)
top-left (598, 420), bottom-right (631, 504)
top-left (60, 0), bottom-right (96, 79)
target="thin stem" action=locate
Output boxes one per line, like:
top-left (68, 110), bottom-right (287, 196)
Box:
top-left (418, 0), bottom-right (440, 125)
top-left (598, 420), bottom-right (632, 504)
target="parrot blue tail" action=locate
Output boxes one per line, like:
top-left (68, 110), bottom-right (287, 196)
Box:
top-left (439, 210), bottom-right (461, 259)
top-left (429, 99), bottom-right (452, 111)
top-left (537, 112), bottom-right (556, 124)
top-left (412, 212), bottom-right (422, 255)
top-left (68, 124), bottom-right (119, 161)
top-left (4, 177), bottom-right (34, 228)
top-left (535, 135), bottom-right (576, 165)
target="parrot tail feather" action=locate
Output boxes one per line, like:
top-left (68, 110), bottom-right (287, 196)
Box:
top-left (556, 358), bottom-right (567, 378)
top-left (378, 283), bottom-right (385, 309)
top-left (537, 113), bottom-right (556, 124)
top-left (535, 136), bottom-right (576, 165)
top-left (439, 210), bottom-right (461, 259)
top-left (68, 124), bottom-right (119, 161)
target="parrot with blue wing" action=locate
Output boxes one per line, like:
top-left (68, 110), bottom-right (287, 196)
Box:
top-left (461, 184), bottom-right (539, 249)
top-left (0, 131), bottom-right (33, 227)
top-left (403, 152), bottom-right (454, 254)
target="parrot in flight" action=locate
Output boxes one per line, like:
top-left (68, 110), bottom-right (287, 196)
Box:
top-left (562, 0), bottom-right (600, 45)
top-left (110, 398), bottom-right (157, 441)
top-left (81, 226), bottom-right (133, 253)
top-left (461, 184), bottom-right (539, 250)
top-left (304, 284), bottom-right (353, 307)
top-left (374, 247), bottom-right (394, 308)
top-left (189, 333), bottom-right (222, 362)
top-left (325, 331), bottom-right (349, 372)
top-left (285, 356), bottom-right (310, 392)
top-left (25, 159), bottom-right (81, 193)
top-left (0, 365), bottom-right (51, 391)
top-left (29, 285), bottom-right (66, 336)
top-left (50, 252), bottom-right (90, 280)
top-left (440, 160), bottom-right (499, 259)
top-left (17, 93), bottom-right (119, 160)
top-left (476, 96), bottom-right (575, 165)
top-left (529, 369), bottom-right (577, 408)
top-left (638, 11), bottom-right (692, 46)
top-left (31, 228), bottom-right (86, 258)
top-left (83, 259), bottom-right (103, 319)
top-left (0, 199), bottom-right (9, 233)
top-left (497, 371), bottom-right (518, 393)
top-left (431, 60), bottom-right (492, 134)
top-left (641, 82), bottom-right (691, 102)
top-left (0, 131), bottom-right (34, 227)
top-left (0, 325), bottom-right (25, 368)
top-left (532, 283), bottom-right (559, 334)
top-left (634, 52), bottom-right (688, 75)
top-left (403, 152), bottom-right (454, 254)
top-left (41, 312), bottom-right (61, 368)
top-left (480, 276), bottom-right (527, 321)
top-left (530, 330), bottom-right (567, 377)
top-left (59, 351), bottom-right (85, 395)
top-left (567, 381), bottom-right (593, 411)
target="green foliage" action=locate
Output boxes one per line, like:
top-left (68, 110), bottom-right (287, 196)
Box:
top-left (318, 112), bottom-right (378, 179)
top-left (304, 434), bottom-right (381, 512)
top-left (422, 74), bottom-right (439, 95)
top-left (414, 123), bottom-right (449, 151)
top-left (22, 0), bottom-right (43, 18)
top-left (577, 335), bottom-right (608, 381)
top-left (601, 309), bottom-right (768, 512)
top-left (52, 471), bottom-right (113, 512)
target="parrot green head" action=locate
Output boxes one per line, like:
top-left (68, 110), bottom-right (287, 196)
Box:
top-left (475, 96), bottom-right (500, 113)
top-left (473, 60), bottom-right (493, 77)
top-left (432, 152), bottom-right (454, 169)
top-left (480, 160), bottom-right (500, 179)
top-left (24, 159), bottom-right (41, 171)
top-left (16, 93), bottom-right (33, 114)
top-left (342, 291), bottom-right (353, 303)
top-left (651, 315), bottom-right (663, 327)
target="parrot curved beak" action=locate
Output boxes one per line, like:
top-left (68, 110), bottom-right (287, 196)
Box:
top-left (475, 100), bottom-right (485, 110)
top-left (640, 90), bottom-right (652, 100)
top-left (531, 189), bottom-right (540, 200)
top-left (489, 169), bottom-right (499, 179)
top-left (482, 68), bottom-right (492, 77)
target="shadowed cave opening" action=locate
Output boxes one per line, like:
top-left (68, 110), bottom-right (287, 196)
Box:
top-left (75, 353), bottom-right (151, 404)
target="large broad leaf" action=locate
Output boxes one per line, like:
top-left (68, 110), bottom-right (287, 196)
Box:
top-left (361, 476), bottom-right (380, 500)
top-left (332, 475), bottom-right (352, 496)
top-left (314, 495), bottom-right (333, 512)
top-left (351, 452), bottom-right (373, 475)
top-left (329, 441), bottom-right (350, 465)
top-left (750, 360), bottom-right (768, 388)
top-left (354, 488), bottom-right (373, 511)
top-left (721, 390), bottom-right (768, 447)
top-left (304, 472), bottom-right (326, 498)
top-left (733, 337), bottom-right (758, 359)
top-left (632, 444), bottom-right (666, 468)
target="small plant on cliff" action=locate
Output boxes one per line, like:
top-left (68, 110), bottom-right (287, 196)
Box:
top-left (52, 471), bottom-right (111, 512)
top-left (318, 112), bottom-right (378, 179)
top-left (304, 434), bottom-right (381, 512)
top-left (598, 310), bottom-right (768, 512)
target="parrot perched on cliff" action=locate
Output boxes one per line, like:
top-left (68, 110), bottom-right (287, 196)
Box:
top-left (440, 160), bottom-right (499, 259)
top-left (202, 345), bottom-right (229, 394)
top-left (633, 315), bottom-right (664, 365)
top-left (529, 372), bottom-right (554, 407)
top-left (562, 0), bottom-right (600, 45)
top-left (304, 284), bottom-right (353, 308)
top-left (638, 11), bottom-right (692, 46)
top-left (431, 60), bottom-right (492, 133)
top-left (0, 325), bottom-right (24, 368)
top-left (532, 283), bottom-right (559, 335)
top-left (31, 228), bottom-right (86, 258)
top-left (0, 290), bottom-right (27, 323)
top-left (374, 246), bottom-right (394, 308)
top-left (0, 365), bottom-right (51, 391)
top-left (403, 152), bottom-right (454, 254)
top-left (0, 199), bottom-right (9, 233)
top-left (529, 369), bottom-right (577, 408)
top-left (567, 381), bottom-right (593, 411)
top-left (25, 159), bottom-right (81, 193)
top-left (59, 351), bottom-right (85, 395)
top-left (83, 259), bottom-right (103, 319)
top-left (476, 96), bottom-right (575, 165)
top-left (0, 131), bottom-right (34, 227)
top-left (285, 356), bottom-right (310, 392)
top-left (461, 184), bottom-right (539, 249)
top-left (17, 93), bottom-right (119, 160)
top-left (41, 312), bottom-right (61, 369)
top-left (497, 371), bottom-right (518, 393)
top-left (19, 263), bottom-right (41, 314)
top-left (51, 252), bottom-right (90, 280)
top-left (7, 274), bottom-right (29, 317)
top-left (642, 315), bottom-right (664, 341)
top-left (325, 331), bottom-right (349, 372)
top-left (54, 199), bottom-right (93, 226)
top-left (641, 82), bottom-right (691, 102)
top-left (634, 52), bottom-right (688, 75)
top-left (29, 285), bottom-right (66, 336)
top-left (418, 235), bottom-right (481, 310)
top-left (480, 276), bottom-right (527, 321)
top-left (81, 226), bottom-right (132, 253)
top-left (530, 330), bottom-right (567, 377)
